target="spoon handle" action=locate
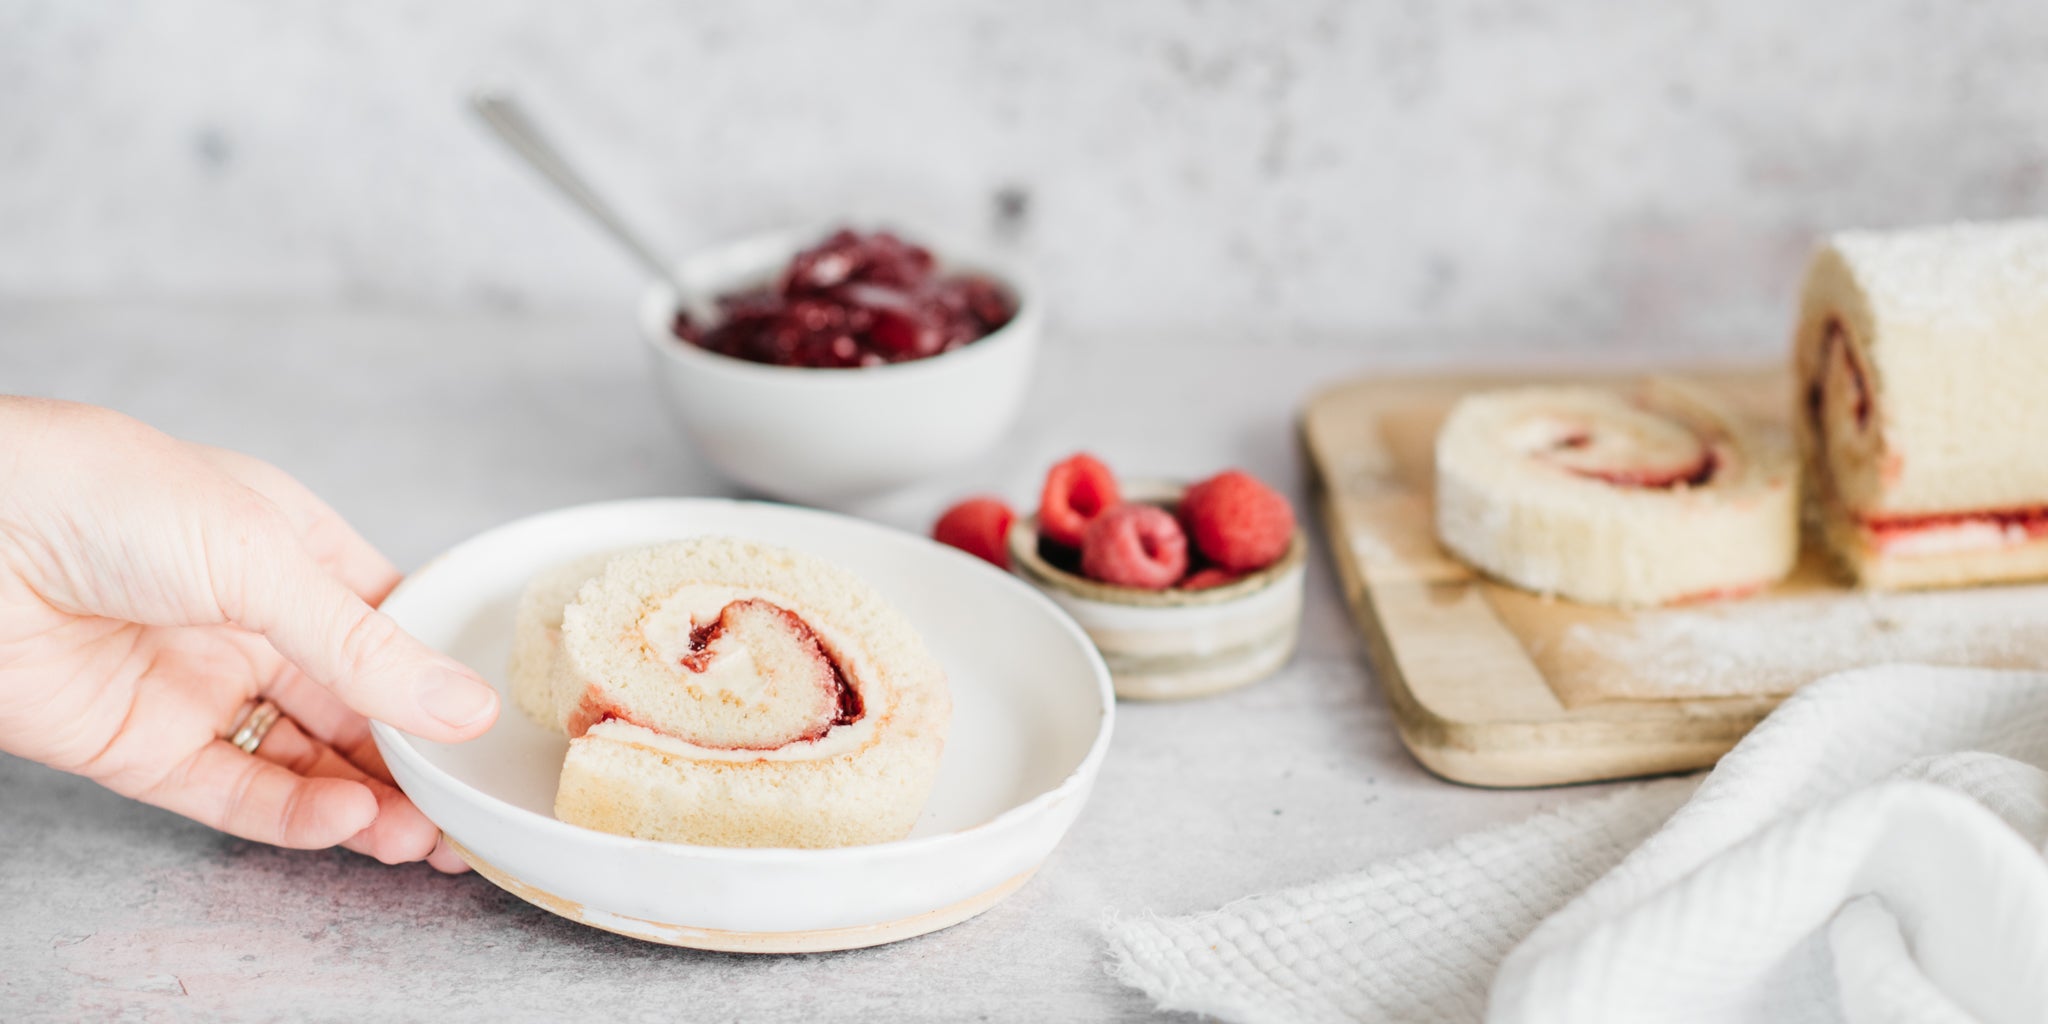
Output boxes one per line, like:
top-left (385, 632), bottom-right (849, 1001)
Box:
top-left (471, 90), bottom-right (683, 289)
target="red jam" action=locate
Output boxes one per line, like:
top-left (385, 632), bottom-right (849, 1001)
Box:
top-left (1665, 579), bottom-right (1771, 605)
top-left (1861, 506), bottom-right (2048, 542)
top-left (682, 599), bottom-right (864, 729)
top-left (1806, 317), bottom-right (1871, 433)
top-left (1563, 449), bottom-right (1718, 490)
top-left (673, 229), bottom-right (1016, 368)
top-left (569, 598), bottom-right (862, 747)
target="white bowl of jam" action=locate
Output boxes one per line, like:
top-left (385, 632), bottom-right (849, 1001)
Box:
top-left (638, 227), bottom-right (1040, 505)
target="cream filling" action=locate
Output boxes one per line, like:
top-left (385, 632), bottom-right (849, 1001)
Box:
top-left (591, 583), bottom-right (884, 762)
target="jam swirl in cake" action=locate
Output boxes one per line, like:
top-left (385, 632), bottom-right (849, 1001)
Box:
top-left (570, 597), bottom-right (866, 750)
top-left (1515, 399), bottom-right (1723, 490)
top-left (1434, 379), bottom-right (1797, 607)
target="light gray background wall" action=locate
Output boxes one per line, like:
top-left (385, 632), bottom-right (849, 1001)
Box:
top-left (4, 1), bottom-right (2047, 356)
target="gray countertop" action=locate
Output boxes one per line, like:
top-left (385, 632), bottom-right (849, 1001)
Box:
top-left (0, 301), bottom-right (1633, 1022)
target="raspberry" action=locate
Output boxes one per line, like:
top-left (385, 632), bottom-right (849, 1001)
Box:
top-left (932, 497), bottom-right (1016, 569)
top-left (1037, 453), bottom-right (1121, 549)
top-left (1080, 504), bottom-right (1188, 590)
top-left (1178, 567), bottom-right (1241, 591)
top-left (1179, 470), bottom-right (1295, 572)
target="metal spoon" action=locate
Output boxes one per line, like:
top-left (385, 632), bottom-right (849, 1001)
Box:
top-left (470, 89), bottom-right (716, 323)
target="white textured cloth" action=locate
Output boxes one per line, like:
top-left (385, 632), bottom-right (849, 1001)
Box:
top-left (1105, 666), bottom-right (2048, 1023)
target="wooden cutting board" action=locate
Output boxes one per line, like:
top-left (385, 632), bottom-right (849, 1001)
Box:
top-left (1301, 368), bottom-right (2048, 787)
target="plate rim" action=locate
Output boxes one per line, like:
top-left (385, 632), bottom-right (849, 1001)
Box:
top-left (370, 496), bottom-right (1117, 864)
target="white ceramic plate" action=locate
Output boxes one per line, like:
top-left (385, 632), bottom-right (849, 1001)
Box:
top-left (371, 499), bottom-right (1114, 952)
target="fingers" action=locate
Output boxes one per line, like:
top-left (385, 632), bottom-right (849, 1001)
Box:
top-left (189, 444), bottom-right (402, 605)
top-left (145, 740), bottom-right (379, 850)
top-left (427, 835), bottom-right (472, 875)
top-left (262, 665), bottom-right (393, 783)
top-left (254, 717), bottom-right (448, 867)
top-left (143, 722), bottom-right (468, 871)
top-left (210, 526), bottom-right (498, 743)
top-left (261, 675), bottom-right (469, 873)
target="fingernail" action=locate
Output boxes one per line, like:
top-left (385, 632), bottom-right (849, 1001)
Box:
top-left (418, 673), bottom-right (497, 729)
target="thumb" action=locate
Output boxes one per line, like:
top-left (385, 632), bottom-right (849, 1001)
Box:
top-left (212, 523), bottom-right (499, 742)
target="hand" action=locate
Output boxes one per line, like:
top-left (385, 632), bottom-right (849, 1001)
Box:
top-left (0, 398), bottom-right (500, 870)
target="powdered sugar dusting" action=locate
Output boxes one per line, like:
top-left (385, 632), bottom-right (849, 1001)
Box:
top-left (1559, 584), bottom-right (2048, 701)
top-left (1832, 219), bottom-right (2048, 334)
